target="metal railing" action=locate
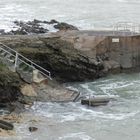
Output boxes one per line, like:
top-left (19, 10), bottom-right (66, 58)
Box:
top-left (0, 42), bottom-right (52, 80)
top-left (113, 22), bottom-right (140, 35)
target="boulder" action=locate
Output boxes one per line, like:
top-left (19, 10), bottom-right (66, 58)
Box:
top-left (0, 120), bottom-right (14, 130)
top-left (29, 127), bottom-right (38, 132)
top-left (0, 65), bottom-right (22, 103)
top-left (10, 20), bottom-right (49, 35)
top-left (54, 22), bottom-right (78, 31)
top-left (3, 19), bottom-right (78, 35)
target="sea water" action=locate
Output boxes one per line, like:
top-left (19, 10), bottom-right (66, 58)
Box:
top-left (1, 73), bottom-right (140, 140)
top-left (0, 0), bottom-right (140, 31)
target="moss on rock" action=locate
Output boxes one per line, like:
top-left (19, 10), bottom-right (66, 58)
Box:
top-left (0, 63), bottom-right (22, 103)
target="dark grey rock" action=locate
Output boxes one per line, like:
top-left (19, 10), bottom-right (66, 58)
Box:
top-left (0, 120), bottom-right (14, 130)
top-left (29, 127), bottom-right (38, 132)
top-left (54, 22), bottom-right (78, 31)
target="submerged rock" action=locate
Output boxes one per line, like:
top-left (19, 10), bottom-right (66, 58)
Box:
top-left (1, 19), bottom-right (78, 35)
top-left (54, 22), bottom-right (78, 31)
top-left (29, 127), bottom-right (38, 132)
top-left (11, 20), bottom-right (49, 35)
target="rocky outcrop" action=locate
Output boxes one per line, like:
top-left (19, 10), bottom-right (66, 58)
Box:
top-left (2, 19), bottom-right (78, 35)
top-left (0, 62), bottom-right (80, 111)
top-left (0, 30), bottom-right (140, 110)
top-left (54, 22), bottom-right (78, 31)
top-left (0, 30), bottom-right (139, 83)
top-left (0, 63), bottom-right (22, 103)
top-left (0, 35), bottom-right (105, 82)
top-left (0, 63), bottom-right (24, 113)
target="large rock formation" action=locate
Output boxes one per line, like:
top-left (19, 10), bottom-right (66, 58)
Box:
top-left (0, 63), bottom-right (22, 103)
top-left (0, 35), bottom-right (105, 82)
top-left (0, 29), bottom-right (140, 112)
top-left (0, 30), bottom-right (140, 83)
top-left (0, 63), bottom-right (24, 113)
top-left (2, 19), bottom-right (78, 35)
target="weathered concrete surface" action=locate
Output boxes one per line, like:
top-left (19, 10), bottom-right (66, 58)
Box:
top-left (58, 30), bottom-right (140, 73)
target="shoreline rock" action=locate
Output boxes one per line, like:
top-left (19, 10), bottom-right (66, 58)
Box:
top-left (1, 19), bottom-right (79, 35)
top-left (0, 61), bottom-right (80, 112)
top-left (0, 23), bottom-right (140, 113)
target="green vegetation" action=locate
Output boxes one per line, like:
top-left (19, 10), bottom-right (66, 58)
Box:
top-left (0, 63), bottom-right (7, 71)
top-left (0, 62), bottom-right (21, 87)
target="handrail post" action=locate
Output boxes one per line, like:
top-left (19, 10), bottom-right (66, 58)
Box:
top-left (14, 52), bottom-right (18, 71)
top-left (0, 42), bottom-right (52, 80)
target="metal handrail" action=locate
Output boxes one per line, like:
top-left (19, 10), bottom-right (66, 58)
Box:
top-left (113, 22), bottom-right (140, 35)
top-left (0, 42), bottom-right (52, 80)
top-left (0, 47), bottom-right (15, 58)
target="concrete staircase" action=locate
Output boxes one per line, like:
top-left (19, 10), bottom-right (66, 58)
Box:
top-left (0, 42), bottom-right (52, 83)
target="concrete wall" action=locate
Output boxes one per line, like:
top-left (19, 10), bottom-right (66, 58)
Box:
top-left (60, 31), bottom-right (140, 72)
top-left (92, 35), bottom-right (140, 73)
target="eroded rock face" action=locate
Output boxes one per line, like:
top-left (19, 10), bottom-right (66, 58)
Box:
top-left (0, 69), bottom-right (22, 103)
top-left (0, 64), bottom-right (24, 113)
top-left (1, 31), bottom-right (139, 83)
top-left (11, 37), bottom-right (105, 82)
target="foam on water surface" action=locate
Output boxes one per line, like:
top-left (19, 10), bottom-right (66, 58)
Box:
top-left (58, 132), bottom-right (93, 140)
top-left (0, 0), bottom-right (140, 31)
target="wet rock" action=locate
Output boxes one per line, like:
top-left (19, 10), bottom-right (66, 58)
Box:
top-left (103, 60), bottom-right (120, 73)
top-left (32, 19), bottom-right (42, 24)
top-left (48, 19), bottom-right (59, 24)
top-left (43, 19), bottom-right (59, 24)
top-left (0, 36), bottom-right (105, 82)
top-left (0, 66), bottom-right (22, 103)
top-left (19, 37), bottom-right (104, 82)
top-left (54, 22), bottom-right (78, 31)
top-left (0, 63), bottom-right (25, 113)
top-left (0, 19), bottom-right (79, 35)
top-left (10, 20), bottom-right (49, 35)
top-left (20, 84), bottom-right (37, 97)
top-left (12, 19), bottom-right (78, 35)
top-left (0, 120), bottom-right (14, 130)
top-left (29, 127), bottom-right (38, 132)
top-left (0, 29), bottom-right (5, 34)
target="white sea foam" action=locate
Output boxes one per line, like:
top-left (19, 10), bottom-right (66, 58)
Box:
top-left (0, 0), bottom-right (139, 32)
top-left (117, 0), bottom-right (128, 3)
top-left (59, 132), bottom-right (93, 140)
top-left (30, 101), bottom-right (139, 124)
top-left (80, 83), bottom-right (96, 95)
top-left (40, 23), bottom-right (58, 33)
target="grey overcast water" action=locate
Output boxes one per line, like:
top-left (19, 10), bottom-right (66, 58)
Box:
top-left (1, 0), bottom-right (140, 140)
top-left (0, 0), bottom-right (140, 30)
